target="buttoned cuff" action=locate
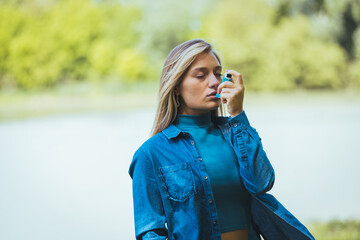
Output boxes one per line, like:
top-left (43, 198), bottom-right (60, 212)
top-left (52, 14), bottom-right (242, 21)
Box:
top-left (228, 110), bottom-right (250, 131)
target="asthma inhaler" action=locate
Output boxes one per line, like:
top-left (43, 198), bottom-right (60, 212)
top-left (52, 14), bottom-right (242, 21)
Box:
top-left (216, 72), bottom-right (233, 98)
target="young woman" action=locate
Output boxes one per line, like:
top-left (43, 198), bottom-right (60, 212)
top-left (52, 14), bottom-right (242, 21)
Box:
top-left (129, 39), bottom-right (314, 240)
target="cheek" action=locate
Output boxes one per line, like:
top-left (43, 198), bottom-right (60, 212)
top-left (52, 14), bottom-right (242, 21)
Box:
top-left (182, 82), bottom-right (203, 102)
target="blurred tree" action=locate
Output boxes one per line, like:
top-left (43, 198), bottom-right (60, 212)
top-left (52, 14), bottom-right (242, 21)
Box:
top-left (88, 1), bottom-right (142, 79)
top-left (6, 1), bottom-right (67, 89)
top-left (45, 0), bottom-right (103, 81)
top-left (133, 0), bottom-right (215, 60)
top-left (195, 0), bottom-right (347, 90)
top-left (115, 48), bottom-right (155, 83)
top-left (339, 2), bottom-right (358, 60)
top-left (266, 0), bottom-right (360, 60)
top-left (89, 39), bottom-right (116, 76)
top-left (0, 0), bottom-right (358, 90)
top-left (0, 5), bottom-right (25, 87)
top-left (0, 0), bottom-right (143, 89)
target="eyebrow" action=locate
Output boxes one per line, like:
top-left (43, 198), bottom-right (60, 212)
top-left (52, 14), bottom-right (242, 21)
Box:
top-left (191, 66), bottom-right (222, 73)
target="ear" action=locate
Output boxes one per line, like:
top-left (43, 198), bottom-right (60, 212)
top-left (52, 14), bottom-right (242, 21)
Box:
top-left (174, 87), bottom-right (180, 95)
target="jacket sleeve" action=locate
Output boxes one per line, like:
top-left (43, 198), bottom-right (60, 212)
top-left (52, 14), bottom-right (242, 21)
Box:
top-left (128, 148), bottom-right (168, 240)
top-left (229, 110), bottom-right (275, 195)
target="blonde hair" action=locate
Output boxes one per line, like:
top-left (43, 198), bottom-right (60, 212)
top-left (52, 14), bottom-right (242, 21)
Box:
top-left (151, 39), bottom-right (226, 137)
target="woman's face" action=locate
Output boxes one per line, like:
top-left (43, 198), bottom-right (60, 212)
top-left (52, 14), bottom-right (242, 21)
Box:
top-left (177, 51), bottom-right (222, 115)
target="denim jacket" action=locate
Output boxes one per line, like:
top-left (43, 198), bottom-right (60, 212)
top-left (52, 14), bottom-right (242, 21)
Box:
top-left (129, 111), bottom-right (315, 240)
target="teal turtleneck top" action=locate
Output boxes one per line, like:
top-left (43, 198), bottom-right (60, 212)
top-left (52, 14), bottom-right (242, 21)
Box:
top-left (174, 112), bottom-right (251, 233)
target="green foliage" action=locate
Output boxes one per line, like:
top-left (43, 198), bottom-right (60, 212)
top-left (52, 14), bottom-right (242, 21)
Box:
top-left (134, 0), bottom-right (214, 60)
top-left (298, 40), bottom-right (347, 89)
top-left (0, 0), bottom-right (359, 91)
top-left (349, 60), bottom-right (360, 88)
top-left (0, 5), bottom-right (26, 83)
top-left (115, 48), bottom-right (156, 83)
top-left (89, 39), bottom-right (116, 76)
top-left (310, 219), bottom-right (360, 240)
top-left (5, 6), bottom-right (63, 89)
top-left (266, 0), bottom-right (360, 61)
top-left (0, 0), bottom-right (144, 89)
top-left (196, 0), bottom-right (348, 91)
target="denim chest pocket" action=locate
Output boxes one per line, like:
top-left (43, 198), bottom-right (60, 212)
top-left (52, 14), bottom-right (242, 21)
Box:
top-left (159, 162), bottom-right (196, 202)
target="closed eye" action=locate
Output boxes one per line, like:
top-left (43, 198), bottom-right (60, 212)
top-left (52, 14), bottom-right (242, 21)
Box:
top-left (215, 73), bottom-right (222, 79)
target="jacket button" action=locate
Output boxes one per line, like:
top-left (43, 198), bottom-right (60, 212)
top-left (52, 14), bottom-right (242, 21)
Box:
top-left (203, 175), bottom-right (208, 180)
top-left (213, 220), bottom-right (217, 225)
top-left (233, 122), bottom-right (238, 127)
top-left (191, 141), bottom-right (195, 145)
top-left (208, 199), bottom-right (213, 204)
top-left (198, 157), bottom-right (202, 161)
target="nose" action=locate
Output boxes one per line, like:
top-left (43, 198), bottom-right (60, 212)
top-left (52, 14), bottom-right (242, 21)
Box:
top-left (208, 73), bottom-right (220, 89)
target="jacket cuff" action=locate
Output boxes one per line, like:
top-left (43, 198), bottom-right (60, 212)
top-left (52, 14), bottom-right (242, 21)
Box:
top-left (228, 110), bottom-right (250, 131)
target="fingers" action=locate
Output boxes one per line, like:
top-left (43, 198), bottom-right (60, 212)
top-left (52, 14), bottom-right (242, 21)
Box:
top-left (225, 70), bottom-right (244, 87)
top-left (219, 88), bottom-right (232, 94)
top-left (217, 70), bottom-right (244, 95)
top-left (217, 80), bottom-right (235, 95)
top-left (220, 92), bottom-right (231, 104)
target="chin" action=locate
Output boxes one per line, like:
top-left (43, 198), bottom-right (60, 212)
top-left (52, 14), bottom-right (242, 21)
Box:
top-left (208, 103), bottom-right (220, 111)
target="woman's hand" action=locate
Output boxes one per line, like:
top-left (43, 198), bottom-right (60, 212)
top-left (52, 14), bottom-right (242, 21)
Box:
top-left (217, 70), bottom-right (245, 118)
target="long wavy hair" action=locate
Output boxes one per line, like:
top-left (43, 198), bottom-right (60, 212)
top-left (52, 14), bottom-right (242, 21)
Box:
top-left (151, 39), bottom-right (226, 137)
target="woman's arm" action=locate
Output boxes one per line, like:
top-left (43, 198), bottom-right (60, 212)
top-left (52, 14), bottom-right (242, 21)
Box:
top-left (129, 148), bottom-right (168, 240)
top-left (218, 70), bottom-right (274, 195)
top-left (229, 110), bottom-right (275, 195)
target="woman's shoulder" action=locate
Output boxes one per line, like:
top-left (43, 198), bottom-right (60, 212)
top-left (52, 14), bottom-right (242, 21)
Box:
top-left (133, 127), bottom-right (176, 159)
top-left (129, 132), bottom-right (164, 177)
top-left (129, 127), bottom-right (177, 177)
top-left (135, 131), bottom-right (165, 153)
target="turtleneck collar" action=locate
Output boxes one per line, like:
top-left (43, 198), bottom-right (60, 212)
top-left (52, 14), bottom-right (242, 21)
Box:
top-left (174, 112), bottom-right (213, 128)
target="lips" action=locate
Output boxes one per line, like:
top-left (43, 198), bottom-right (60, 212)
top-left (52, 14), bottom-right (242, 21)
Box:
top-left (207, 90), bottom-right (217, 96)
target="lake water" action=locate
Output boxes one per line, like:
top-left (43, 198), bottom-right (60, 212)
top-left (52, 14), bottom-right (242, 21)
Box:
top-left (0, 93), bottom-right (359, 239)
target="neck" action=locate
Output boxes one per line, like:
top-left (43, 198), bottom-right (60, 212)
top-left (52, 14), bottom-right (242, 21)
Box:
top-left (174, 111), bottom-right (213, 128)
top-left (178, 107), bottom-right (212, 116)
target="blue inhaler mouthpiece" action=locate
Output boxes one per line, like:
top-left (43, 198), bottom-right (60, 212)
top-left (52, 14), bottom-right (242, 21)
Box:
top-left (216, 73), bottom-right (232, 98)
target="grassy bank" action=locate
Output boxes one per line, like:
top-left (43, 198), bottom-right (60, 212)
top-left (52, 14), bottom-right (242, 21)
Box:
top-left (1, 81), bottom-right (360, 122)
top-left (309, 219), bottom-right (360, 240)
top-left (0, 81), bottom-right (159, 122)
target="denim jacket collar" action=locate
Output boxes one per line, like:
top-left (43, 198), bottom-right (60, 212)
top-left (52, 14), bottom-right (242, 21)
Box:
top-left (162, 124), bottom-right (183, 140)
top-left (162, 116), bottom-right (230, 140)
